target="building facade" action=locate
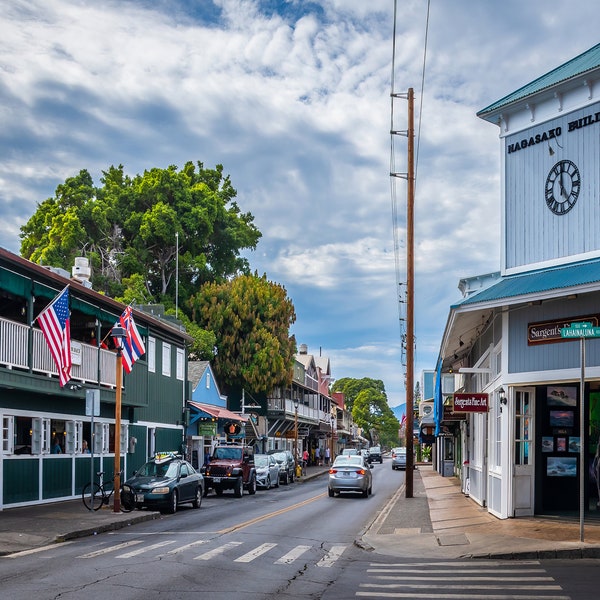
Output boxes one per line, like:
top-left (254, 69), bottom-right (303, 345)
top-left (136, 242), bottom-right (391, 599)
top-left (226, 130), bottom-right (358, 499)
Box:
top-left (436, 44), bottom-right (600, 518)
top-left (0, 248), bottom-right (190, 509)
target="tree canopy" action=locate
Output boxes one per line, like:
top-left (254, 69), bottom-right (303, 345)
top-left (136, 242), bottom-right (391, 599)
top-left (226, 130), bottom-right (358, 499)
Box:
top-left (20, 161), bottom-right (261, 312)
top-left (191, 273), bottom-right (296, 394)
top-left (332, 377), bottom-right (399, 447)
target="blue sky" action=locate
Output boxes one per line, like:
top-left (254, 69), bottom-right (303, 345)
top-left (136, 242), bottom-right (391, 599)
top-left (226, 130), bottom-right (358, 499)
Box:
top-left (1, 0), bottom-right (599, 409)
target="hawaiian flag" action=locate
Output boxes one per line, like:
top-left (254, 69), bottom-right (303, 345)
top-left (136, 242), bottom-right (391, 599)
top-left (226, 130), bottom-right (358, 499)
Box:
top-left (400, 413), bottom-right (407, 428)
top-left (36, 286), bottom-right (72, 387)
top-left (113, 305), bottom-right (145, 374)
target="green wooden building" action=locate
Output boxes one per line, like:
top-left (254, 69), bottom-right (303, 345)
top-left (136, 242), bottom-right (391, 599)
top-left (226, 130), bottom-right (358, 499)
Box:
top-left (0, 248), bottom-right (191, 509)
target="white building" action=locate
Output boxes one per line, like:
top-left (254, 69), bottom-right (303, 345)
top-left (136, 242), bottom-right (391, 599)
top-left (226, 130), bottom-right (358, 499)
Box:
top-left (437, 43), bottom-right (600, 519)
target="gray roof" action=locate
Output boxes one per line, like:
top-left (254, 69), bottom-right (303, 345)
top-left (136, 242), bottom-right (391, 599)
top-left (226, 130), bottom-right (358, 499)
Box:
top-left (188, 360), bottom-right (209, 387)
top-left (477, 43), bottom-right (600, 118)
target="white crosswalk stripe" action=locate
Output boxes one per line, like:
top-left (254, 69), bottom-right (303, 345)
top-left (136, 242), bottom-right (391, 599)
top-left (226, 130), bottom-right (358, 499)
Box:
top-left (356, 560), bottom-right (570, 599)
top-left (74, 538), bottom-right (347, 567)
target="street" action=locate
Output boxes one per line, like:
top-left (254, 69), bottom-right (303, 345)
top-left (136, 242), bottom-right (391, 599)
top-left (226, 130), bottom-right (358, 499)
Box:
top-left (2, 461), bottom-right (600, 599)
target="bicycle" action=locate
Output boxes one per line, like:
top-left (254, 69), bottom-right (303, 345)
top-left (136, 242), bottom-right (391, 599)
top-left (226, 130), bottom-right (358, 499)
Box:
top-left (82, 470), bottom-right (134, 512)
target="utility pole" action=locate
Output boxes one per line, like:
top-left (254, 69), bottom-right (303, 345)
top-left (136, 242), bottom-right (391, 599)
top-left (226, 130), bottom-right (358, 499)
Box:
top-left (390, 86), bottom-right (414, 496)
top-left (405, 87), bottom-right (415, 497)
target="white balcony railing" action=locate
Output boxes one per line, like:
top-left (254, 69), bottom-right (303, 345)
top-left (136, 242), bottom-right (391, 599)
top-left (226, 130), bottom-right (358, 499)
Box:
top-left (1, 316), bottom-right (117, 387)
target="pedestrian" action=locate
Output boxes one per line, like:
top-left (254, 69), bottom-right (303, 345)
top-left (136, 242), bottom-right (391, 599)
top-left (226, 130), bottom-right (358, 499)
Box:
top-left (315, 446), bottom-right (321, 466)
top-left (325, 446), bottom-right (330, 466)
top-left (302, 448), bottom-right (309, 469)
top-left (51, 435), bottom-right (62, 454)
top-left (82, 439), bottom-right (90, 454)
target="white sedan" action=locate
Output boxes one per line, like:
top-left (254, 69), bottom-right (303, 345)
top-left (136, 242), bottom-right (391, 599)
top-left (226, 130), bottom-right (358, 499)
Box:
top-left (254, 454), bottom-right (280, 489)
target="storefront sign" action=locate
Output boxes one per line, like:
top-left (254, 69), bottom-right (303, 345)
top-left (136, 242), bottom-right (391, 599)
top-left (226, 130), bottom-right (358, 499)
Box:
top-left (197, 422), bottom-right (217, 437)
top-left (528, 315), bottom-right (600, 345)
top-left (453, 393), bottom-right (489, 413)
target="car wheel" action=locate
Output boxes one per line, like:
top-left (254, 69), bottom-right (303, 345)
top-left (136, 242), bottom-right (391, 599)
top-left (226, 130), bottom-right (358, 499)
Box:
top-left (234, 477), bottom-right (243, 498)
top-left (362, 488), bottom-right (369, 498)
top-left (275, 475), bottom-right (280, 488)
top-left (282, 472), bottom-right (289, 485)
top-left (328, 488), bottom-right (334, 497)
top-left (192, 486), bottom-right (202, 509)
top-left (290, 470), bottom-right (294, 483)
top-left (166, 490), bottom-right (178, 514)
top-left (248, 473), bottom-right (257, 495)
top-left (265, 475), bottom-right (271, 489)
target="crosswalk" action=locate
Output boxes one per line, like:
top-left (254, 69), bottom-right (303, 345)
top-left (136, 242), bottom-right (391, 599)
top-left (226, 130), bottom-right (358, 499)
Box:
top-left (74, 537), bottom-right (349, 568)
top-left (356, 560), bottom-right (571, 599)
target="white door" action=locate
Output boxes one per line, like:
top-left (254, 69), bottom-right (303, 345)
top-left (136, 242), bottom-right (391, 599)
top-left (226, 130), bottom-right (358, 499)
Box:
top-left (513, 388), bottom-right (535, 516)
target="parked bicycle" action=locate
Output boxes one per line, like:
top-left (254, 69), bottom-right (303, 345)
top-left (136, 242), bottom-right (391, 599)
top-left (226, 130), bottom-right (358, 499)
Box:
top-left (82, 470), bottom-right (134, 512)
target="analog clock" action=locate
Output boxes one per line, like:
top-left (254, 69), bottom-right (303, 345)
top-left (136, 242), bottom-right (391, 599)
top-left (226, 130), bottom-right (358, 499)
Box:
top-left (545, 159), bottom-right (580, 215)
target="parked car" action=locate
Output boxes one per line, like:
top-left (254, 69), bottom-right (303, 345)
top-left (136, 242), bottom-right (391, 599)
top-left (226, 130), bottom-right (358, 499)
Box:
top-left (328, 454), bottom-right (373, 498)
top-left (391, 447), bottom-right (407, 470)
top-left (368, 446), bottom-right (383, 463)
top-left (123, 452), bottom-right (204, 514)
top-left (202, 444), bottom-right (257, 497)
top-left (254, 454), bottom-right (280, 489)
top-left (267, 449), bottom-right (295, 484)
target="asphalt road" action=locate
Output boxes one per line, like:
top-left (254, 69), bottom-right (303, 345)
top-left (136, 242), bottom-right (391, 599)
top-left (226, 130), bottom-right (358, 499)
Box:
top-left (3, 460), bottom-right (598, 599)
top-left (0, 460), bottom-right (402, 599)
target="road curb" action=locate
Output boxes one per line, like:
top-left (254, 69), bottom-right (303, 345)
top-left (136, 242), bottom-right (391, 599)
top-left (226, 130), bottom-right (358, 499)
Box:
top-left (56, 512), bottom-right (161, 543)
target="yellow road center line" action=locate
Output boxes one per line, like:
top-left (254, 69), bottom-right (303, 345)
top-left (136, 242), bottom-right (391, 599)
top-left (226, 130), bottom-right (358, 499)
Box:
top-left (218, 492), bottom-right (327, 534)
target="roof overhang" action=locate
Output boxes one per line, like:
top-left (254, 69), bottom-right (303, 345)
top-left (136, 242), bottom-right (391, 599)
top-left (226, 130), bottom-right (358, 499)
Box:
top-left (188, 401), bottom-right (248, 423)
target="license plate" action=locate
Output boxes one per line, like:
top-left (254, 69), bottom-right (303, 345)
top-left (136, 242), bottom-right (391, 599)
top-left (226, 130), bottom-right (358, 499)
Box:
top-left (212, 477), bottom-right (222, 483)
top-left (135, 494), bottom-right (145, 503)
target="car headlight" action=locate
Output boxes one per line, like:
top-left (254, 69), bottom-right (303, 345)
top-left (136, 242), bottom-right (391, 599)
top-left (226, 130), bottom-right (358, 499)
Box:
top-left (151, 486), bottom-right (171, 494)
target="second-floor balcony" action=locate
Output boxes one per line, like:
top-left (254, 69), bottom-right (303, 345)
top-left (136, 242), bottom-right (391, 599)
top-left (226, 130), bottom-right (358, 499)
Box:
top-left (1, 316), bottom-right (118, 388)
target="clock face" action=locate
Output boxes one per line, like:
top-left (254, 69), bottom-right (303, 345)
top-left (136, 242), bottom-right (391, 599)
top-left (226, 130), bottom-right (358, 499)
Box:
top-left (545, 160), bottom-right (581, 215)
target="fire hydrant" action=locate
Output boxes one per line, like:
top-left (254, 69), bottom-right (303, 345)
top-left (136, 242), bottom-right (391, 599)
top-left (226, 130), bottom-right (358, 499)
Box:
top-left (296, 464), bottom-right (303, 478)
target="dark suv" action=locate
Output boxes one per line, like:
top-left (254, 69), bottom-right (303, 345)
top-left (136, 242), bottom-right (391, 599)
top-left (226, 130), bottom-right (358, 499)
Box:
top-left (368, 446), bottom-right (383, 463)
top-left (267, 449), bottom-right (295, 484)
top-left (202, 444), bottom-right (257, 497)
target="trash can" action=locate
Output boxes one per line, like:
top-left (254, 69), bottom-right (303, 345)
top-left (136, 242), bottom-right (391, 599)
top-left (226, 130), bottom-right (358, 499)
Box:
top-left (442, 460), bottom-right (454, 477)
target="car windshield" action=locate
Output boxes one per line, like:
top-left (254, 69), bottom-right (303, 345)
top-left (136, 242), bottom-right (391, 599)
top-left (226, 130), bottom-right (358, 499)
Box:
top-left (254, 455), bottom-right (269, 467)
top-left (137, 460), bottom-right (178, 478)
top-left (213, 447), bottom-right (243, 460)
top-left (370, 447), bottom-right (381, 453)
top-left (342, 449), bottom-right (358, 455)
top-left (270, 452), bottom-right (285, 462)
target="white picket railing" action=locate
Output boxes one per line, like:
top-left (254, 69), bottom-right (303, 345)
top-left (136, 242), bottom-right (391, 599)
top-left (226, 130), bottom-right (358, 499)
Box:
top-left (0, 316), bottom-right (117, 387)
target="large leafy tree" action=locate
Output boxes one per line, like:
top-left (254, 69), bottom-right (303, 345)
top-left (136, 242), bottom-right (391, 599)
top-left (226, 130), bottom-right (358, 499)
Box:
top-left (191, 273), bottom-right (296, 394)
top-left (332, 377), bottom-right (399, 447)
top-left (20, 161), bottom-right (262, 311)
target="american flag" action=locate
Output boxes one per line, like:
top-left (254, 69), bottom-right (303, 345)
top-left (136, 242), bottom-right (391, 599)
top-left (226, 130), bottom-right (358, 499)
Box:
top-left (113, 305), bottom-right (145, 374)
top-left (36, 286), bottom-right (72, 387)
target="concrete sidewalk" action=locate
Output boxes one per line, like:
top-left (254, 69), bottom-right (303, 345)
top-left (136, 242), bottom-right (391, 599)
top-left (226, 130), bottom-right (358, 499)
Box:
top-left (361, 464), bottom-right (600, 559)
top-left (2, 463), bottom-right (600, 559)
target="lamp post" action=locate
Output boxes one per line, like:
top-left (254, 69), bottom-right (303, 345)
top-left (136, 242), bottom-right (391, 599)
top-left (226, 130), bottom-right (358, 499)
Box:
top-left (330, 414), bottom-right (335, 465)
top-left (293, 398), bottom-right (299, 469)
top-left (111, 325), bottom-right (126, 512)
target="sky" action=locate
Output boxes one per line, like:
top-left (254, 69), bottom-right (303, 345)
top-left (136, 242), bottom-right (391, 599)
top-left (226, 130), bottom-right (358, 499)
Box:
top-left (1, 0), bottom-right (599, 410)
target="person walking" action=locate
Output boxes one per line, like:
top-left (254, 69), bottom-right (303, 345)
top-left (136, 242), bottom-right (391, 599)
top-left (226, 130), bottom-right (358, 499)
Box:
top-left (315, 446), bottom-right (321, 466)
top-left (325, 446), bottom-right (330, 466)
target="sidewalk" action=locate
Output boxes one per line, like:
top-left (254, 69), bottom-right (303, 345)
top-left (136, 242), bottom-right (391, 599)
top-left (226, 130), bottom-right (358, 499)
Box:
top-left (361, 464), bottom-right (600, 559)
top-left (2, 463), bottom-right (600, 559)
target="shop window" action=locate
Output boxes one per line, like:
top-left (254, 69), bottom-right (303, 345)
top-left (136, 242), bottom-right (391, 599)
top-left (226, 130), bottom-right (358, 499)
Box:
top-left (65, 420), bottom-right (83, 454)
top-left (31, 417), bottom-right (51, 454)
top-left (176, 347), bottom-right (184, 381)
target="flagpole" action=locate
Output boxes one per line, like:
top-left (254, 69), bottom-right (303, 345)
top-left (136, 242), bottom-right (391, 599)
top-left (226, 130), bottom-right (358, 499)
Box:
top-left (175, 231), bottom-right (179, 319)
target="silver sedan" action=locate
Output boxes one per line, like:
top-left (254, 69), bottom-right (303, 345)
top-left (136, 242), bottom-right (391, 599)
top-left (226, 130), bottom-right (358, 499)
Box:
top-left (254, 454), bottom-right (280, 489)
top-left (328, 455), bottom-right (373, 498)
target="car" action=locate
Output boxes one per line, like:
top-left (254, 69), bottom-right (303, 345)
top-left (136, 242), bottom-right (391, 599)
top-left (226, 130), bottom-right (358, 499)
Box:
top-left (391, 447), bottom-right (407, 470)
top-left (267, 449), bottom-right (295, 484)
top-left (328, 454), bottom-right (373, 498)
top-left (202, 444), bottom-right (257, 497)
top-left (123, 452), bottom-right (204, 514)
top-left (341, 448), bottom-right (359, 457)
top-left (368, 446), bottom-right (383, 463)
top-left (254, 454), bottom-right (280, 489)
top-left (360, 449), bottom-right (371, 463)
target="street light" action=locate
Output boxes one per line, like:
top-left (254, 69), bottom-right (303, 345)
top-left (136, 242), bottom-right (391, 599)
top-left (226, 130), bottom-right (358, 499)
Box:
top-left (330, 413), bottom-right (335, 465)
top-left (111, 324), bottom-right (126, 512)
top-left (293, 398), bottom-right (299, 470)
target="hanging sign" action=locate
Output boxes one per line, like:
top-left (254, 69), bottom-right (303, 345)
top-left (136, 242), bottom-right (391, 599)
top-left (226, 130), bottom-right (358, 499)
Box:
top-left (453, 393), bottom-right (489, 413)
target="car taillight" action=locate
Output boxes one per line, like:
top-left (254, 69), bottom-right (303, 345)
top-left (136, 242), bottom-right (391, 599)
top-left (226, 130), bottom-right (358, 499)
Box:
top-left (329, 469), bottom-right (337, 474)
top-left (356, 469), bottom-right (366, 475)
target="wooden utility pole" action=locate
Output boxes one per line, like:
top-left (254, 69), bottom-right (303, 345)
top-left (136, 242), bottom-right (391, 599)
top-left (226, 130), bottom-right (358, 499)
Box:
top-left (405, 87), bottom-right (415, 498)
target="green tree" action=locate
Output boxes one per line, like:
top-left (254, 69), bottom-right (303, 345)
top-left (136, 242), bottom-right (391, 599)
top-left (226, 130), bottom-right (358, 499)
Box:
top-left (19, 161), bottom-right (262, 316)
top-left (191, 273), bottom-right (296, 394)
top-left (333, 377), bottom-right (399, 447)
